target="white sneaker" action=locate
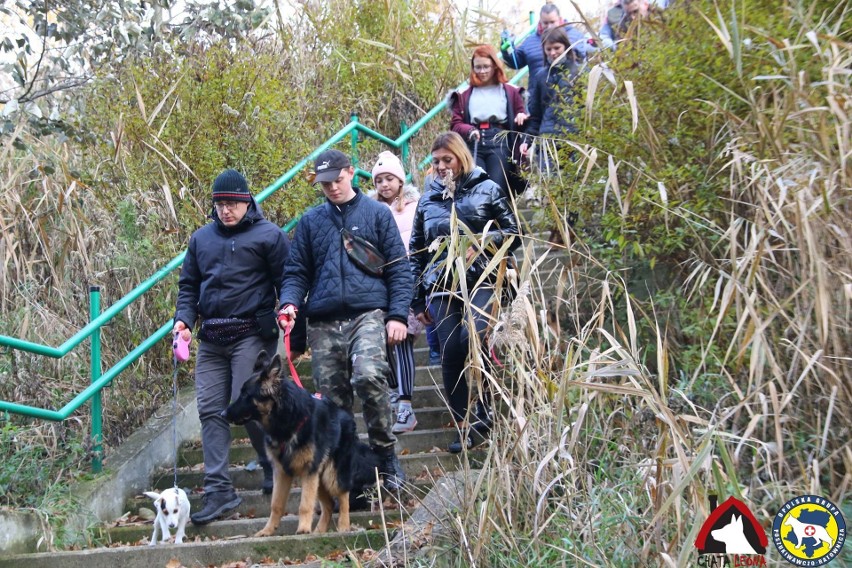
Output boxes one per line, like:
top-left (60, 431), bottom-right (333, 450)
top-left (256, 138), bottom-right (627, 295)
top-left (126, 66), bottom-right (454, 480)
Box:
top-left (392, 405), bottom-right (417, 434)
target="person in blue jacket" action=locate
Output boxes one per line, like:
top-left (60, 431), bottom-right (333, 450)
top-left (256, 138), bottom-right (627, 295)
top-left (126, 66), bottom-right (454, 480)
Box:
top-left (173, 169), bottom-right (292, 525)
top-left (524, 26), bottom-right (581, 174)
top-left (277, 149), bottom-right (412, 493)
top-left (501, 3), bottom-right (588, 85)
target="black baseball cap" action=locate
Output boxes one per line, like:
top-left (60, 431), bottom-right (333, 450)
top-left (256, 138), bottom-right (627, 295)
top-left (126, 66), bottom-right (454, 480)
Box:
top-left (313, 149), bottom-right (351, 183)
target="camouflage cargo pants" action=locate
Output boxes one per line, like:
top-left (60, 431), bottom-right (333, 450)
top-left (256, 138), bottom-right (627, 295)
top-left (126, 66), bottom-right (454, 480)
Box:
top-left (308, 309), bottom-right (396, 451)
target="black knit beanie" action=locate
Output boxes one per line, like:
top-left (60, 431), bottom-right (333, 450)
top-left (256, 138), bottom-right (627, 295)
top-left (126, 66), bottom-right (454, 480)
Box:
top-left (211, 169), bottom-right (252, 202)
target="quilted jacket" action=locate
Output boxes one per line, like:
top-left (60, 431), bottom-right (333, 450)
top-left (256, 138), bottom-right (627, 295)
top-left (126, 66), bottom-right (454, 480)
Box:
top-left (408, 167), bottom-right (520, 313)
top-left (280, 189), bottom-right (412, 324)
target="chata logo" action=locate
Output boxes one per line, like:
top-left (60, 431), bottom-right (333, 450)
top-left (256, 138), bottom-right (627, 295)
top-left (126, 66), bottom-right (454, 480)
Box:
top-left (772, 494), bottom-right (846, 566)
top-left (695, 495), bottom-right (767, 567)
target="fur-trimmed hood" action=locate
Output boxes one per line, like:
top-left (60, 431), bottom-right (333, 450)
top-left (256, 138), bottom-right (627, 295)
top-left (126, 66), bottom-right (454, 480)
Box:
top-left (366, 183), bottom-right (421, 204)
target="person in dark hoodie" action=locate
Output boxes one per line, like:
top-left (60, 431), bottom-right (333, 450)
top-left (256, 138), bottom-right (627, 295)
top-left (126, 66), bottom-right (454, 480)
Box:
top-left (524, 26), bottom-right (581, 175)
top-left (409, 132), bottom-right (520, 453)
top-left (277, 149), bottom-right (411, 494)
top-left (173, 169), bottom-right (293, 525)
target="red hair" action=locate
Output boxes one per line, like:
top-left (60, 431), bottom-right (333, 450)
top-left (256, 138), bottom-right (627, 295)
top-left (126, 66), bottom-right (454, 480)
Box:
top-left (469, 45), bottom-right (507, 87)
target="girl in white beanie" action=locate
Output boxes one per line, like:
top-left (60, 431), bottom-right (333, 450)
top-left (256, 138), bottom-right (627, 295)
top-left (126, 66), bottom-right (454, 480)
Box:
top-left (371, 151), bottom-right (421, 433)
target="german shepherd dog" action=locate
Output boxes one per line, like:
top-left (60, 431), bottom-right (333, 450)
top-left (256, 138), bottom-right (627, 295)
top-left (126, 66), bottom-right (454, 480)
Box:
top-left (223, 350), bottom-right (379, 536)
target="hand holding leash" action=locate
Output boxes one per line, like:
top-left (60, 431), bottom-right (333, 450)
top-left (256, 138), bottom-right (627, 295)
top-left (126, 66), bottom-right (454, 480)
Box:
top-left (277, 304), bottom-right (297, 331)
top-left (172, 321), bottom-right (192, 362)
top-left (279, 305), bottom-right (304, 389)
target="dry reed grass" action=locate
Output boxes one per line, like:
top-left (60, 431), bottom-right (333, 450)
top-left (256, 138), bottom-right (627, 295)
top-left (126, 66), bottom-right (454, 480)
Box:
top-left (409, 4), bottom-right (850, 566)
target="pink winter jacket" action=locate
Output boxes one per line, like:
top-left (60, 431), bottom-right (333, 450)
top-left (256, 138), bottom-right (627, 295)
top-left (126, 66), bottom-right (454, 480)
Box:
top-left (370, 184), bottom-right (423, 335)
top-left (372, 185), bottom-right (420, 253)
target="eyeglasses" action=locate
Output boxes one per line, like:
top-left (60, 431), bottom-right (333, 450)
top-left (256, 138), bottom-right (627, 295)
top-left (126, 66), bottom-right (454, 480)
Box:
top-left (215, 201), bottom-right (243, 211)
top-left (473, 65), bottom-right (493, 72)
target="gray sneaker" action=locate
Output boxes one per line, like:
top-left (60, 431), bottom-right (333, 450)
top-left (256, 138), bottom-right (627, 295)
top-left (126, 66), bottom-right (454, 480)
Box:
top-left (190, 489), bottom-right (242, 525)
top-left (389, 390), bottom-right (400, 411)
top-left (392, 405), bottom-right (417, 433)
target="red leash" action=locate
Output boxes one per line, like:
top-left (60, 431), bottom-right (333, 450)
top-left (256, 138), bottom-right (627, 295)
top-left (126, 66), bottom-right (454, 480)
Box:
top-left (283, 326), bottom-right (304, 389)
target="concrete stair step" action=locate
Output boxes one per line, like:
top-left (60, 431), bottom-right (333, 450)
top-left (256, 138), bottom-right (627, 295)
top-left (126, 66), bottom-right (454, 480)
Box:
top-left (197, 424), bottom-right (456, 468)
top-left (101, 509), bottom-right (400, 545)
top-left (0, 528), bottom-right (389, 568)
top-left (281, 360), bottom-right (443, 391)
top-left (153, 450), bottom-right (484, 492)
top-left (350, 384), bottom-right (446, 413)
top-left (125, 480), bottom-right (433, 518)
top-left (228, 405), bottom-right (453, 440)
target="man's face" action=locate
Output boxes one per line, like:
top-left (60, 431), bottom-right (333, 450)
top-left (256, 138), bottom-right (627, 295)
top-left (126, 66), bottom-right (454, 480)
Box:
top-left (540, 10), bottom-right (561, 31)
top-left (215, 200), bottom-right (249, 226)
top-left (623, 0), bottom-right (641, 15)
top-left (320, 166), bottom-right (357, 205)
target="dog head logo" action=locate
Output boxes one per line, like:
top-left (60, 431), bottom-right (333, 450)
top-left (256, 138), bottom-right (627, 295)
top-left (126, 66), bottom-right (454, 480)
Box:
top-left (772, 495), bottom-right (846, 566)
top-left (695, 495), bottom-right (767, 558)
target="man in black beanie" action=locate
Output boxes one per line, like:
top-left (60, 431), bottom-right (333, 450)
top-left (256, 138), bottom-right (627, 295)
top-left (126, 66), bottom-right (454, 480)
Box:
top-left (173, 168), bottom-right (293, 525)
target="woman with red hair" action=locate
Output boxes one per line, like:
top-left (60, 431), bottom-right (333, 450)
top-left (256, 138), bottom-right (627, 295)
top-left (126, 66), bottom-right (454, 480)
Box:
top-left (449, 45), bottom-right (527, 195)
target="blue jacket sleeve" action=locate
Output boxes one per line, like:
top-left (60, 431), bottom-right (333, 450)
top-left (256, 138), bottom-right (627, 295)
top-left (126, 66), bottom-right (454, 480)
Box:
top-left (526, 71), bottom-right (545, 137)
top-left (600, 23), bottom-right (616, 50)
top-left (566, 25), bottom-right (588, 60)
top-left (279, 220), bottom-right (312, 309)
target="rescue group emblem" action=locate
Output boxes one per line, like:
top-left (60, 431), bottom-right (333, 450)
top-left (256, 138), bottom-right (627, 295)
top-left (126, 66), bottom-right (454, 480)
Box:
top-left (772, 494), bottom-right (846, 566)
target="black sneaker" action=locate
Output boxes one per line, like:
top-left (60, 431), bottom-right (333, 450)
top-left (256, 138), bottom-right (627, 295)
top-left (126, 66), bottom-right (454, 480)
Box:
top-left (190, 489), bottom-right (242, 525)
top-left (448, 431), bottom-right (473, 454)
top-left (448, 428), bottom-right (488, 454)
top-left (470, 401), bottom-right (493, 434)
top-left (376, 448), bottom-right (406, 493)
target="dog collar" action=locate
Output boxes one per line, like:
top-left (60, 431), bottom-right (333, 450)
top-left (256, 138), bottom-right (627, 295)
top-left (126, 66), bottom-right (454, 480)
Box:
top-left (278, 415), bottom-right (309, 453)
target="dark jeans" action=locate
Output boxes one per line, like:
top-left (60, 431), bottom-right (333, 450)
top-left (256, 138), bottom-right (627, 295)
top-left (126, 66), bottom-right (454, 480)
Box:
top-left (428, 288), bottom-right (495, 424)
top-left (195, 333), bottom-right (277, 493)
top-left (468, 127), bottom-right (511, 193)
top-left (425, 323), bottom-right (440, 354)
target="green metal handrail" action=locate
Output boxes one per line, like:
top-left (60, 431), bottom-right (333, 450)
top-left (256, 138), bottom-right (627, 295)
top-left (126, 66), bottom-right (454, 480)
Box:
top-left (0, 14), bottom-right (538, 472)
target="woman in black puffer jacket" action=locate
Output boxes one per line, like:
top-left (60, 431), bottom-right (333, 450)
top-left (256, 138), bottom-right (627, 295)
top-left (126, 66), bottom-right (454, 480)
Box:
top-left (409, 132), bottom-right (520, 453)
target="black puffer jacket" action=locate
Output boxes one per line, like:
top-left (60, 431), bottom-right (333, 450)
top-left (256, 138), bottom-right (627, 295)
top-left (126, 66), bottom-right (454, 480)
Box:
top-left (175, 198), bottom-right (289, 329)
top-left (527, 58), bottom-right (581, 138)
top-left (280, 189), bottom-right (412, 324)
top-left (409, 168), bottom-right (520, 313)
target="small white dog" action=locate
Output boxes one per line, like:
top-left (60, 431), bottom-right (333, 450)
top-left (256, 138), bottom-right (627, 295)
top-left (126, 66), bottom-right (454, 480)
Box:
top-left (144, 487), bottom-right (190, 545)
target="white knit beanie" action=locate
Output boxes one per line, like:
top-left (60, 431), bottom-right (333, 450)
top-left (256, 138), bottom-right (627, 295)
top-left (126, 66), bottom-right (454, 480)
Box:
top-left (371, 151), bottom-right (406, 183)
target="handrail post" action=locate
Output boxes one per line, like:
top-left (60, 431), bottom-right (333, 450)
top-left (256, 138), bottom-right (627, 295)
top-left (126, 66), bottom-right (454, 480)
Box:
top-left (350, 112), bottom-right (359, 186)
top-left (400, 121), bottom-right (409, 177)
top-left (529, 10), bottom-right (535, 25)
top-left (89, 286), bottom-right (103, 473)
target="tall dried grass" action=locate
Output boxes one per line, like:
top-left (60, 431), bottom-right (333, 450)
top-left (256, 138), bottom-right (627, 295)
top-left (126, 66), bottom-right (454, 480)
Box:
top-left (424, 3), bottom-right (850, 566)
